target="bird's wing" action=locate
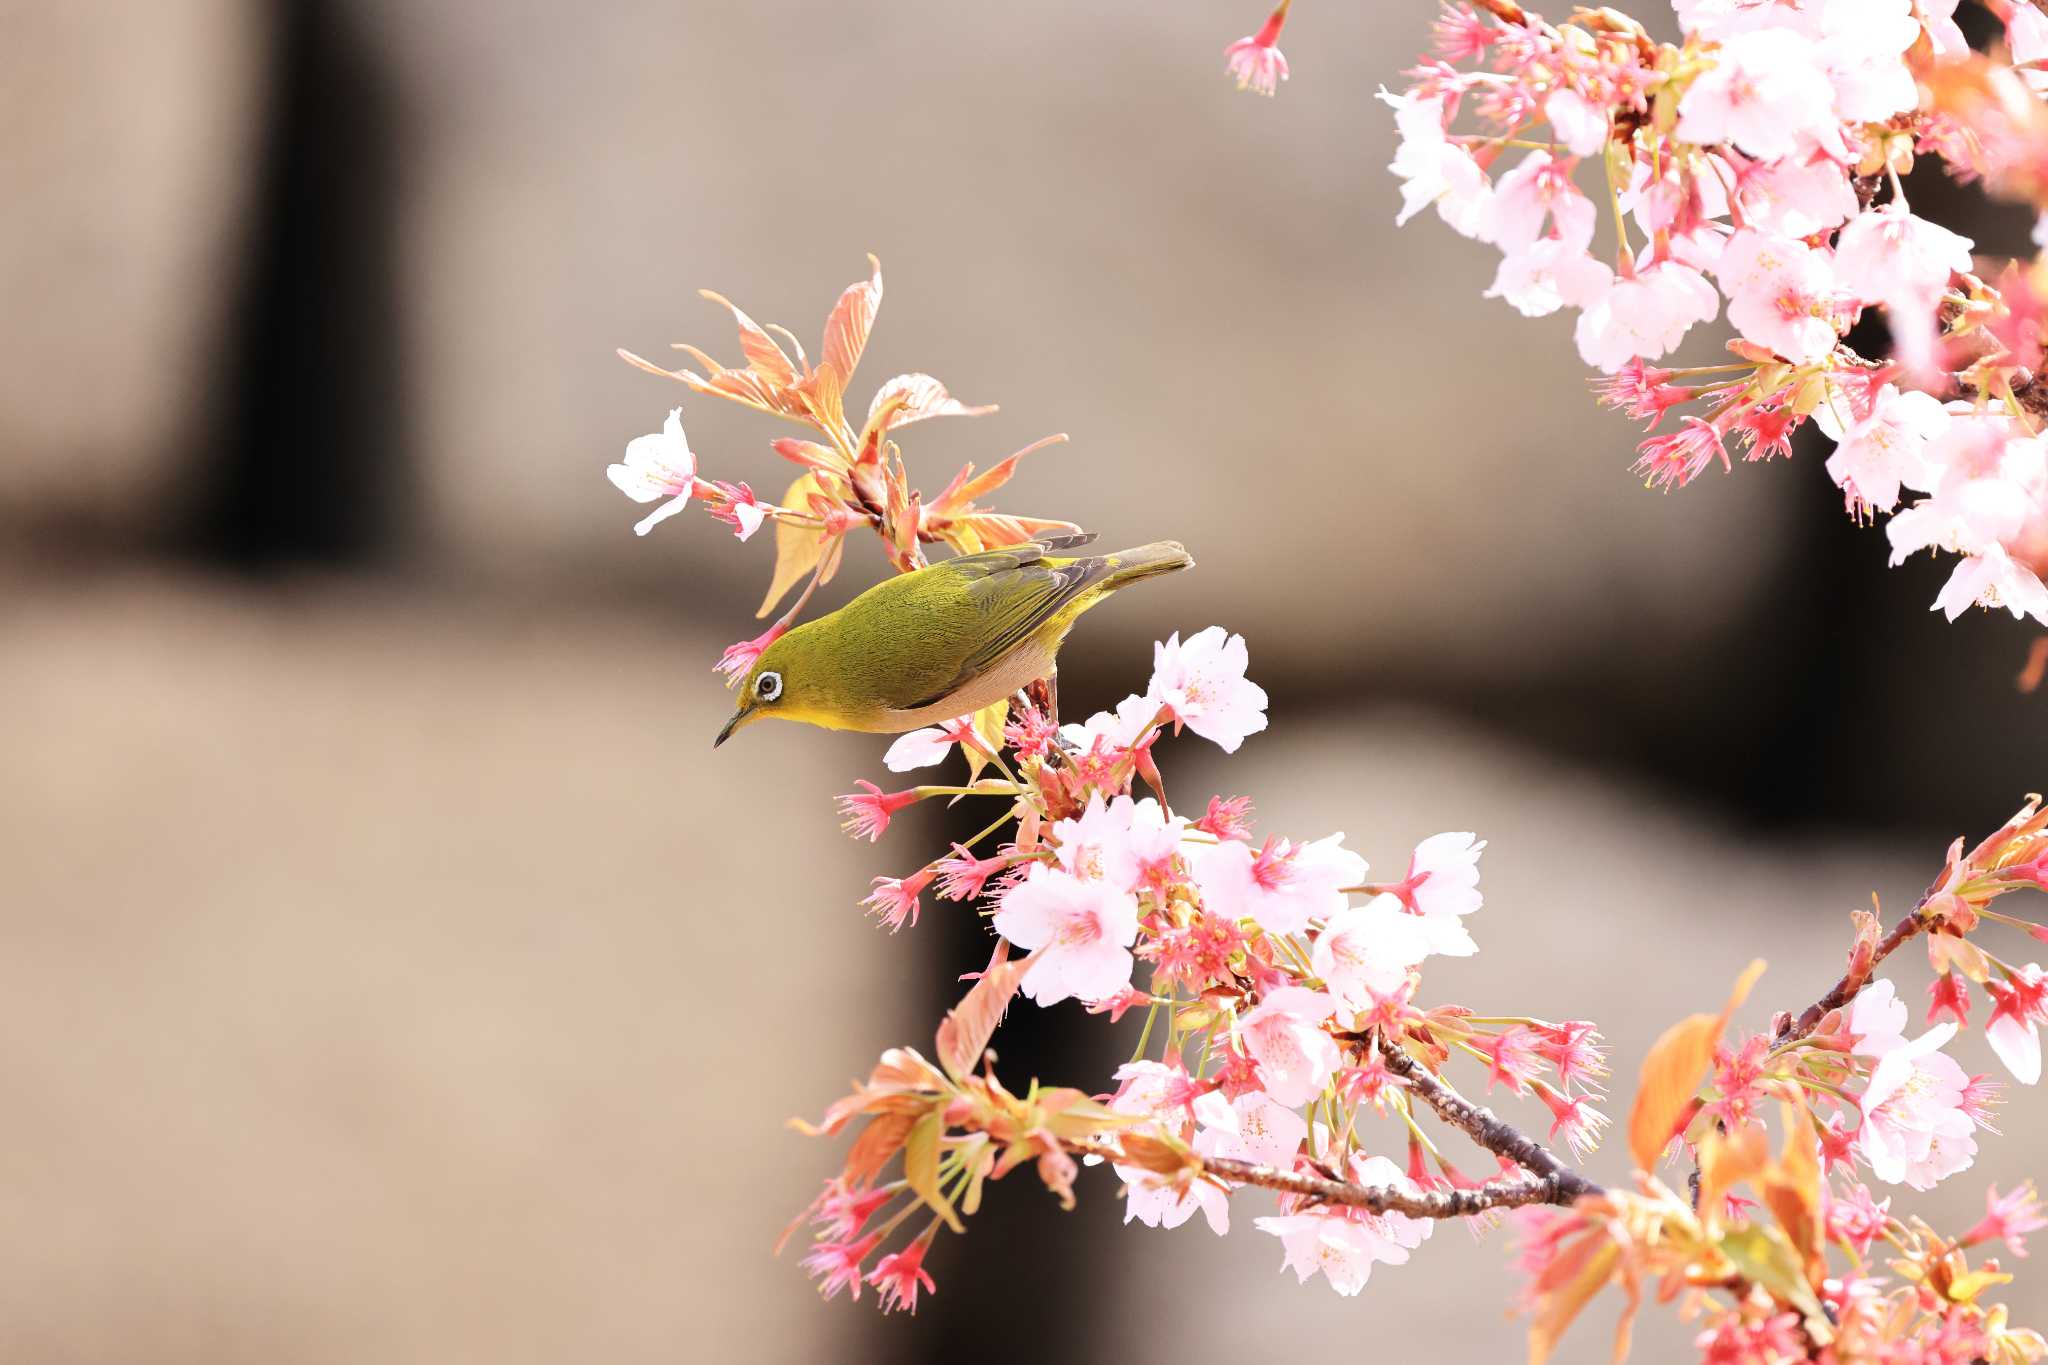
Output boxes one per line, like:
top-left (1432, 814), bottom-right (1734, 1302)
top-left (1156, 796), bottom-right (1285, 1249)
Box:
top-left (890, 536), bottom-right (1103, 712)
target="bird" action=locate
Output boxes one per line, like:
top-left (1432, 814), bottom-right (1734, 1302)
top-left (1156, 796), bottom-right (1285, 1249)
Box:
top-left (713, 533), bottom-right (1193, 746)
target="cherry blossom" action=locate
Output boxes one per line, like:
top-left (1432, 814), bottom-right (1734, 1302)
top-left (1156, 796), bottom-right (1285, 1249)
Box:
top-left (606, 407), bottom-right (697, 535)
top-left (992, 866), bottom-right (1140, 1005)
top-left (1052, 794), bottom-right (1187, 896)
top-left (882, 716), bottom-right (976, 773)
top-left (1832, 207), bottom-right (1975, 310)
top-left (1573, 262), bottom-right (1719, 373)
top-left (1224, 0), bottom-right (1290, 97)
top-left (1254, 1156), bottom-right (1432, 1296)
top-left (1194, 1087), bottom-right (1309, 1168)
top-left (1714, 230), bottom-right (1841, 365)
top-left (1822, 385), bottom-right (1949, 516)
top-left (1190, 832), bottom-right (1366, 935)
top-left (1379, 90), bottom-right (1492, 237)
top-left (1986, 964), bottom-right (2048, 1086)
top-left (1239, 986), bottom-right (1341, 1106)
top-left (1851, 982), bottom-right (1979, 1190)
top-left (1311, 895), bottom-right (1430, 1008)
top-left (1386, 830), bottom-right (1486, 957)
top-left (1674, 28), bottom-right (1840, 162)
top-left (1149, 627), bottom-right (1269, 753)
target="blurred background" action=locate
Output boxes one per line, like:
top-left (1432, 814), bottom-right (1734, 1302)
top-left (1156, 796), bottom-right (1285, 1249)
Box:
top-left (5, 1), bottom-right (2047, 1361)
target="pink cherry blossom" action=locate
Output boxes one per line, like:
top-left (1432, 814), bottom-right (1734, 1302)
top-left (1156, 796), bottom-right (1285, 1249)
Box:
top-left (992, 866), bottom-right (1140, 1006)
top-left (1715, 229), bottom-right (1841, 364)
top-left (1191, 832), bottom-right (1366, 935)
top-left (1545, 88), bottom-right (1607, 158)
top-left (1674, 27), bottom-right (1840, 162)
top-left (1194, 1086), bottom-right (1308, 1167)
top-left (1735, 153), bottom-right (1856, 238)
top-left (1239, 986), bottom-right (1341, 1106)
top-left (2012, 4), bottom-right (2048, 97)
top-left (1823, 384), bottom-right (1948, 516)
top-left (933, 844), bottom-right (1011, 902)
top-left (836, 780), bottom-right (922, 842)
top-left (1485, 239), bottom-right (1613, 319)
top-left (1224, 1), bottom-right (1290, 97)
top-left (1833, 206), bottom-right (1974, 310)
top-left (867, 1237), bottom-right (937, 1315)
top-left (1933, 545), bottom-right (2048, 626)
top-left (1149, 627), bottom-right (1269, 752)
top-left (1573, 260), bottom-right (1719, 373)
top-left (607, 407), bottom-right (698, 536)
top-left (1986, 964), bottom-right (2048, 1086)
top-left (1479, 153), bottom-right (1596, 255)
top-left (714, 621), bottom-right (788, 685)
top-left (705, 481), bottom-right (768, 541)
top-left (802, 1231), bottom-right (881, 1301)
top-left (1965, 1182), bottom-right (2048, 1258)
top-left (1312, 894), bottom-right (1430, 1009)
top-left (1851, 982), bottom-right (1978, 1190)
top-left (1253, 1155), bottom-right (1432, 1296)
top-left (882, 716), bottom-right (976, 772)
top-left (1053, 794), bottom-right (1187, 895)
top-left (1386, 831), bottom-right (1486, 957)
top-left (1379, 89), bottom-right (1493, 238)
top-left (1825, 1181), bottom-right (1892, 1256)
top-left (862, 869), bottom-right (935, 932)
top-left (1060, 691), bottom-right (1162, 756)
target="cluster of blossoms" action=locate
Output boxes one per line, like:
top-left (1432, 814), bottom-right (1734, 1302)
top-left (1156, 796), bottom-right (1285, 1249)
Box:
top-left (809, 624), bottom-right (1622, 1308)
top-left (1241, 0), bottom-right (2048, 627)
top-left (612, 259), bottom-right (2048, 1356)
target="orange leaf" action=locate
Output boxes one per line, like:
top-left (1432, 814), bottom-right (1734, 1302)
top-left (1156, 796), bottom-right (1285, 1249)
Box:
top-left (841, 1111), bottom-right (916, 1188)
top-left (1764, 1098), bottom-right (1825, 1287)
top-left (819, 255), bottom-right (883, 388)
top-left (757, 473), bottom-right (831, 618)
top-left (699, 289), bottom-right (799, 387)
top-left (903, 1108), bottom-right (964, 1232)
top-left (1530, 1231), bottom-right (1621, 1365)
top-left (1627, 959), bottom-right (1765, 1171)
top-left (1696, 1123), bottom-right (1770, 1231)
top-left (935, 942), bottom-right (1030, 1080)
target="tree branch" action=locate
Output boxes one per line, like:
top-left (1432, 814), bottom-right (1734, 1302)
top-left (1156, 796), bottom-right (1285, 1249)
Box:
top-left (1197, 1155), bottom-right (1568, 1219)
top-left (1375, 1035), bottom-right (1604, 1202)
top-left (1770, 902), bottom-right (1934, 1046)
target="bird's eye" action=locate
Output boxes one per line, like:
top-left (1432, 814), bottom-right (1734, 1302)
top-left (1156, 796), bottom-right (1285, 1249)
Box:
top-left (755, 670), bottom-right (783, 702)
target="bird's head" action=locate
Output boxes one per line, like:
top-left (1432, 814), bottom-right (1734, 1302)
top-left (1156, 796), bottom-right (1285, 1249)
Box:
top-left (713, 625), bottom-right (837, 746)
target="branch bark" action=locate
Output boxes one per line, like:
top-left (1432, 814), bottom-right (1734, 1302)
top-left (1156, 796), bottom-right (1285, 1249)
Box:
top-left (1375, 1035), bottom-right (1605, 1202)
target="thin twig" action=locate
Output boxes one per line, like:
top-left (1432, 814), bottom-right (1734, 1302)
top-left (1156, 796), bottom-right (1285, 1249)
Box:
top-left (1375, 1036), bottom-right (1604, 1202)
top-left (1771, 908), bottom-right (1930, 1046)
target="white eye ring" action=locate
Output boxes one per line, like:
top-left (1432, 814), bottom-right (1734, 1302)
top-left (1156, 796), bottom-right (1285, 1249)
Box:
top-left (755, 671), bottom-right (783, 702)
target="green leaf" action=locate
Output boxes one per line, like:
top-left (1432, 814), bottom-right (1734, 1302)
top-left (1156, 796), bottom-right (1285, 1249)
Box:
top-left (903, 1109), bottom-right (962, 1233)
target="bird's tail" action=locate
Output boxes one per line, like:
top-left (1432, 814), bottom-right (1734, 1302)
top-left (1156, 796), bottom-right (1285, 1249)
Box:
top-left (1092, 540), bottom-right (1194, 592)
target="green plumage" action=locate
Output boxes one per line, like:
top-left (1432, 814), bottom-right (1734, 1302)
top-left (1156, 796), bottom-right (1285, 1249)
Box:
top-left (715, 533), bottom-right (1192, 743)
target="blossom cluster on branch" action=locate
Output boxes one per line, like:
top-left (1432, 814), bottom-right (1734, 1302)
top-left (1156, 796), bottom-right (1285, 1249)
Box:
top-left (609, 256), bottom-right (2048, 1359)
top-left (1235, 0), bottom-right (2048, 631)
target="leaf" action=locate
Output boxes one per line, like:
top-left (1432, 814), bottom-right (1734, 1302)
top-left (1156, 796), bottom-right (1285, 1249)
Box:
top-left (935, 941), bottom-right (1029, 1080)
top-left (865, 373), bottom-right (995, 432)
top-left (1696, 1123), bottom-right (1770, 1232)
top-left (1764, 1099), bottom-right (1824, 1288)
top-left (961, 699), bottom-right (1007, 784)
top-left (758, 473), bottom-right (830, 618)
top-left (842, 1111), bottom-right (916, 1188)
top-left (1627, 959), bottom-right (1766, 1171)
top-left (1529, 1231), bottom-right (1620, 1365)
top-left (903, 1108), bottom-right (963, 1232)
top-left (1718, 1223), bottom-right (1823, 1319)
top-left (820, 255), bottom-right (883, 387)
top-left (699, 289), bottom-right (799, 387)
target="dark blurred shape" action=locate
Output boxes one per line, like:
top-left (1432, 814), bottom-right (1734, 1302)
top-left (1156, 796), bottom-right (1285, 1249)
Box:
top-left (193, 0), bottom-right (406, 567)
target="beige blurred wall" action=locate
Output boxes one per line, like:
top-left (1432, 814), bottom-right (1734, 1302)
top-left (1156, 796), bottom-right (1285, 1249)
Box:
top-left (1, 2), bottom-right (2040, 1363)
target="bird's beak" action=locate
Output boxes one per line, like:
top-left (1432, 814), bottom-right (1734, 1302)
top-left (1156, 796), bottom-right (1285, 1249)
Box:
top-left (713, 707), bottom-right (746, 749)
